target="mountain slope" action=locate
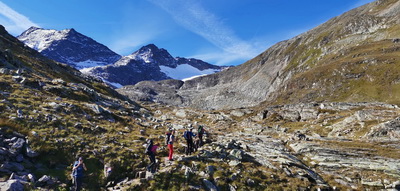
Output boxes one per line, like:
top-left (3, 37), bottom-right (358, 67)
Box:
top-left (119, 0), bottom-right (400, 110)
top-left (82, 44), bottom-right (224, 87)
top-left (17, 27), bottom-right (122, 69)
top-left (0, 24), bottom-right (146, 189)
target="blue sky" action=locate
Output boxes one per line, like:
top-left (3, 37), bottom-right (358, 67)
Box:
top-left (0, 0), bottom-right (374, 66)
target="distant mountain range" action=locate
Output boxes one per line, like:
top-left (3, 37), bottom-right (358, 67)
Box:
top-left (17, 27), bottom-right (224, 87)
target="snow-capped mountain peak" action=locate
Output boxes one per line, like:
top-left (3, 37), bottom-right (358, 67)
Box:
top-left (18, 27), bottom-right (70, 52)
top-left (18, 27), bottom-right (224, 87)
top-left (17, 27), bottom-right (121, 69)
top-left (82, 44), bottom-right (225, 86)
top-left (130, 44), bottom-right (176, 67)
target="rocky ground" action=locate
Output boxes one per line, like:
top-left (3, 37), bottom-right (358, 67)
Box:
top-left (1, 76), bottom-right (400, 191)
top-left (99, 102), bottom-right (400, 190)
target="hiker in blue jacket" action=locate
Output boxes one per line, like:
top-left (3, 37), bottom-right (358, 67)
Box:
top-left (183, 128), bottom-right (195, 155)
top-left (72, 156), bottom-right (87, 191)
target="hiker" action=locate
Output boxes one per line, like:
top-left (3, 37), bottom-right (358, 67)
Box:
top-left (72, 156), bottom-right (87, 191)
top-left (183, 127), bottom-right (195, 155)
top-left (145, 139), bottom-right (158, 173)
top-left (197, 125), bottom-right (206, 147)
top-left (166, 129), bottom-right (175, 161)
top-left (194, 136), bottom-right (200, 152)
top-left (104, 163), bottom-right (112, 179)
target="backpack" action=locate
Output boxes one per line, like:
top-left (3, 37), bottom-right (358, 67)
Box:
top-left (145, 141), bottom-right (153, 154)
top-left (198, 126), bottom-right (204, 134)
top-left (73, 161), bottom-right (84, 177)
top-left (183, 131), bottom-right (189, 139)
top-left (165, 133), bottom-right (171, 145)
top-left (151, 145), bottom-right (158, 154)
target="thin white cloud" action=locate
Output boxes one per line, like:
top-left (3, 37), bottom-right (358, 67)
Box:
top-left (110, 30), bottom-right (162, 55)
top-left (192, 51), bottom-right (250, 66)
top-left (0, 1), bottom-right (39, 35)
top-left (147, 0), bottom-right (263, 65)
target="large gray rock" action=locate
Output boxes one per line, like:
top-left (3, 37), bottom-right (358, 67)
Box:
top-left (230, 110), bottom-right (245, 117)
top-left (25, 146), bottom-right (39, 158)
top-left (202, 179), bottom-right (217, 191)
top-left (10, 138), bottom-right (25, 154)
top-left (2, 162), bottom-right (25, 172)
top-left (36, 175), bottom-right (57, 187)
top-left (175, 109), bottom-right (187, 118)
top-left (85, 104), bottom-right (106, 114)
top-left (228, 149), bottom-right (244, 161)
top-left (0, 179), bottom-right (24, 191)
top-left (366, 117), bottom-right (400, 139)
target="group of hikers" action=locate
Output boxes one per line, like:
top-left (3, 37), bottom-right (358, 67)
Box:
top-left (145, 124), bottom-right (207, 173)
top-left (69, 125), bottom-right (206, 190)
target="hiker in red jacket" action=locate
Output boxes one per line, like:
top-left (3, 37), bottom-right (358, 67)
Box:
top-left (166, 129), bottom-right (175, 161)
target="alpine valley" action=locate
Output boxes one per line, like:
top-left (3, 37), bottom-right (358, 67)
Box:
top-left (1, 0), bottom-right (400, 190)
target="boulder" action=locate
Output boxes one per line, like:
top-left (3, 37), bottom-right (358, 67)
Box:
top-left (10, 138), bottom-right (25, 154)
top-left (0, 147), bottom-right (9, 156)
top-left (135, 171), bottom-right (146, 179)
top-left (226, 140), bottom-right (240, 149)
top-left (228, 160), bottom-right (241, 167)
top-left (36, 175), bottom-right (57, 187)
top-left (202, 179), bottom-right (217, 191)
top-left (85, 104), bottom-right (106, 114)
top-left (175, 109), bottom-right (187, 118)
top-left (230, 110), bottom-right (245, 117)
top-left (228, 149), bottom-right (244, 161)
top-left (15, 154), bottom-right (24, 162)
top-left (206, 165), bottom-right (215, 177)
top-left (1, 162), bottom-right (24, 172)
top-left (229, 184), bottom-right (237, 191)
top-left (0, 68), bottom-right (11, 74)
top-left (366, 117), bottom-right (400, 139)
top-left (200, 150), bottom-right (215, 158)
top-left (0, 179), bottom-right (24, 191)
top-left (9, 172), bottom-right (34, 183)
top-left (246, 178), bottom-right (256, 186)
top-left (25, 146), bottom-right (39, 158)
top-left (51, 78), bottom-right (66, 85)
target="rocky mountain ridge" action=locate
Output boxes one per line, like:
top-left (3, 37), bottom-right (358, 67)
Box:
top-left (17, 27), bottom-right (122, 69)
top-left (82, 44), bottom-right (224, 87)
top-left (17, 28), bottom-right (224, 87)
top-left (119, 0), bottom-right (400, 110)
